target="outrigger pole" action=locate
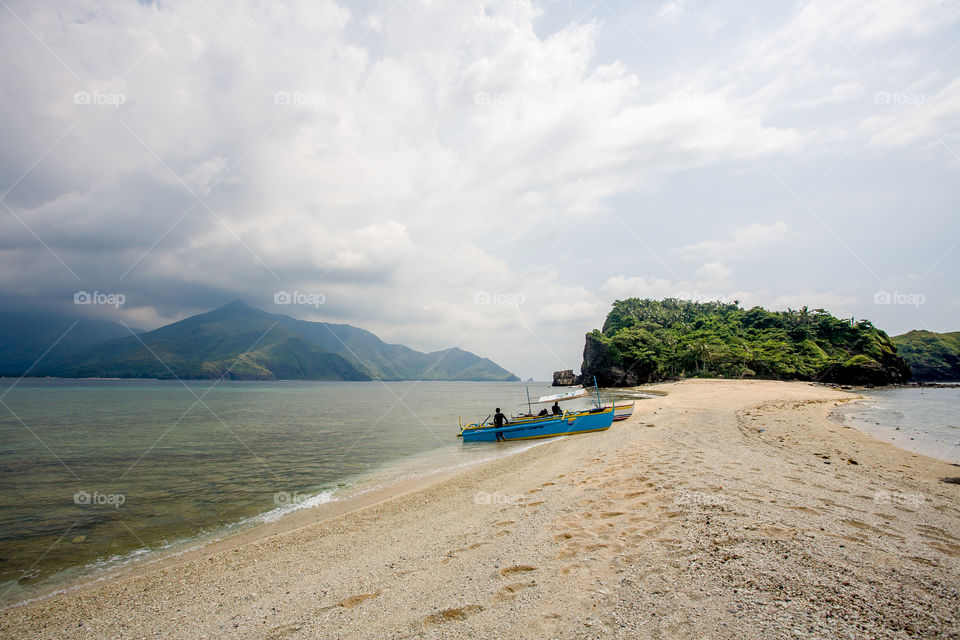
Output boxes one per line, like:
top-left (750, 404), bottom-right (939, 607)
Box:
top-left (526, 386), bottom-right (532, 416)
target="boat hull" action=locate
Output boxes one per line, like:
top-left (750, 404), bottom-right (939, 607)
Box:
top-left (459, 407), bottom-right (614, 442)
top-left (613, 401), bottom-right (634, 422)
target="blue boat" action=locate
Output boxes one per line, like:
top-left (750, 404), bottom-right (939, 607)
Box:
top-left (457, 405), bottom-right (615, 442)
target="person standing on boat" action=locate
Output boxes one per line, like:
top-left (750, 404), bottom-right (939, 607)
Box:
top-left (551, 401), bottom-right (561, 415)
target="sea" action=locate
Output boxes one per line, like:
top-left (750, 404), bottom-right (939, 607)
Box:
top-left (0, 379), bottom-right (630, 609)
top-left (834, 386), bottom-right (960, 465)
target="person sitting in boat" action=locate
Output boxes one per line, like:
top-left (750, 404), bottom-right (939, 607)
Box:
top-left (537, 408), bottom-right (549, 416)
top-left (551, 401), bottom-right (561, 415)
top-left (493, 408), bottom-right (509, 428)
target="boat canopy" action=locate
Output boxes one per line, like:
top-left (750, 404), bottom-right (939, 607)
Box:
top-left (536, 387), bottom-right (588, 403)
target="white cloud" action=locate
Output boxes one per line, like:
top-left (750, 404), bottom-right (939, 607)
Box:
top-left (0, 0), bottom-right (957, 377)
top-left (861, 78), bottom-right (960, 148)
top-left (789, 81), bottom-right (864, 111)
top-left (656, 1), bottom-right (688, 20)
top-left (678, 221), bottom-right (791, 261)
top-left (601, 275), bottom-right (675, 300)
top-left (694, 261), bottom-right (732, 282)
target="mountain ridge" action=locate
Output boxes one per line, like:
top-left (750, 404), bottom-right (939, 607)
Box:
top-left (891, 330), bottom-right (960, 382)
top-left (5, 301), bottom-right (518, 382)
top-left (0, 310), bottom-right (135, 376)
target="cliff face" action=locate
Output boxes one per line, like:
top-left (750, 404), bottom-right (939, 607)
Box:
top-left (579, 332), bottom-right (649, 387)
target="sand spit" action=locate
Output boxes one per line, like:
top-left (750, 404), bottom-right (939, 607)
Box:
top-left (2, 379), bottom-right (958, 639)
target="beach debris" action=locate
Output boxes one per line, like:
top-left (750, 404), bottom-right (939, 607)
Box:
top-left (847, 459), bottom-right (859, 465)
top-left (940, 477), bottom-right (960, 485)
top-left (422, 605), bottom-right (483, 627)
top-left (337, 592), bottom-right (379, 608)
top-left (499, 564), bottom-right (536, 576)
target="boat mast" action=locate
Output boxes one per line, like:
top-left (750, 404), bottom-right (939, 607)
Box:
top-left (525, 386), bottom-right (532, 415)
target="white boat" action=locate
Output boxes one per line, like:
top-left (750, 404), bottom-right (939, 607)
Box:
top-left (537, 387), bottom-right (588, 403)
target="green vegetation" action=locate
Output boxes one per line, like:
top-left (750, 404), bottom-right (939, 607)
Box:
top-left (40, 303), bottom-right (370, 380)
top-left (891, 330), bottom-right (960, 381)
top-left (581, 298), bottom-right (910, 386)
top-left (30, 301), bottom-right (518, 381)
top-left (0, 311), bottom-right (131, 376)
top-left (275, 316), bottom-right (518, 380)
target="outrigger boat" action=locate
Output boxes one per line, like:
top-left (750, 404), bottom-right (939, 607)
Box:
top-left (606, 400), bottom-right (635, 422)
top-left (458, 379), bottom-right (615, 443)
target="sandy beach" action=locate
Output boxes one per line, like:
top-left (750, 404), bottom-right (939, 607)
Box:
top-left (2, 379), bottom-right (958, 639)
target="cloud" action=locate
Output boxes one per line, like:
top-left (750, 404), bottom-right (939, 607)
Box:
top-left (694, 261), bottom-right (733, 282)
top-left (656, 1), bottom-right (689, 20)
top-left (861, 78), bottom-right (960, 149)
top-left (601, 275), bottom-right (861, 319)
top-left (0, 0), bottom-right (957, 377)
top-left (678, 221), bottom-right (791, 262)
top-left (601, 275), bottom-right (675, 300)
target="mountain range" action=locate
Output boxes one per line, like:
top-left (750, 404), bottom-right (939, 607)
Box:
top-left (0, 301), bottom-right (518, 382)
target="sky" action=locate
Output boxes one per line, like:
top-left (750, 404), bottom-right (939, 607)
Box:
top-left (0, 0), bottom-right (958, 380)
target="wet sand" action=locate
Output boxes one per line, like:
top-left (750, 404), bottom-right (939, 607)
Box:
top-left (2, 379), bottom-right (958, 639)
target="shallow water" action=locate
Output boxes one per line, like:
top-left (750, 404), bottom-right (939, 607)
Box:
top-left (0, 379), bottom-right (591, 607)
top-left (836, 386), bottom-right (960, 465)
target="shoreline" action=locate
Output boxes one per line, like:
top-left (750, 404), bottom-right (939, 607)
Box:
top-left (1, 438), bottom-right (552, 612)
top-left (829, 385), bottom-right (960, 465)
top-left (2, 379), bottom-right (958, 638)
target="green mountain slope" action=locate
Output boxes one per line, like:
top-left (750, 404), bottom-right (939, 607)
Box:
top-left (0, 311), bottom-right (133, 376)
top-left (28, 301), bottom-right (518, 381)
top-left (275, 318), bottom-right (514, 380)
top-left (37, 302), bottom-right (369, 381)
top-left (891, 330), bottom-right (960, 381)
top-left (580, 298), bottom-right (910, 386)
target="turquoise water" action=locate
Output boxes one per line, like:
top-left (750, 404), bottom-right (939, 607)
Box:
top-left (837, 386), bottom-right (960, 465)
top-left (0, 379), bottom-right (568, 607)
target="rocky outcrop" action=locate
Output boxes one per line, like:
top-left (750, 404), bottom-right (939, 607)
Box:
top-left (579, 332), bottom-right (652, 387)
top-left (552, 369), bottom-right (578, 386)
top-left (819, 354), bottom-right (911, 386)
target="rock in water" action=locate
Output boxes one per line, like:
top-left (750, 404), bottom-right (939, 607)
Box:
top-left (552, 369), bottom-right (578, 386)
